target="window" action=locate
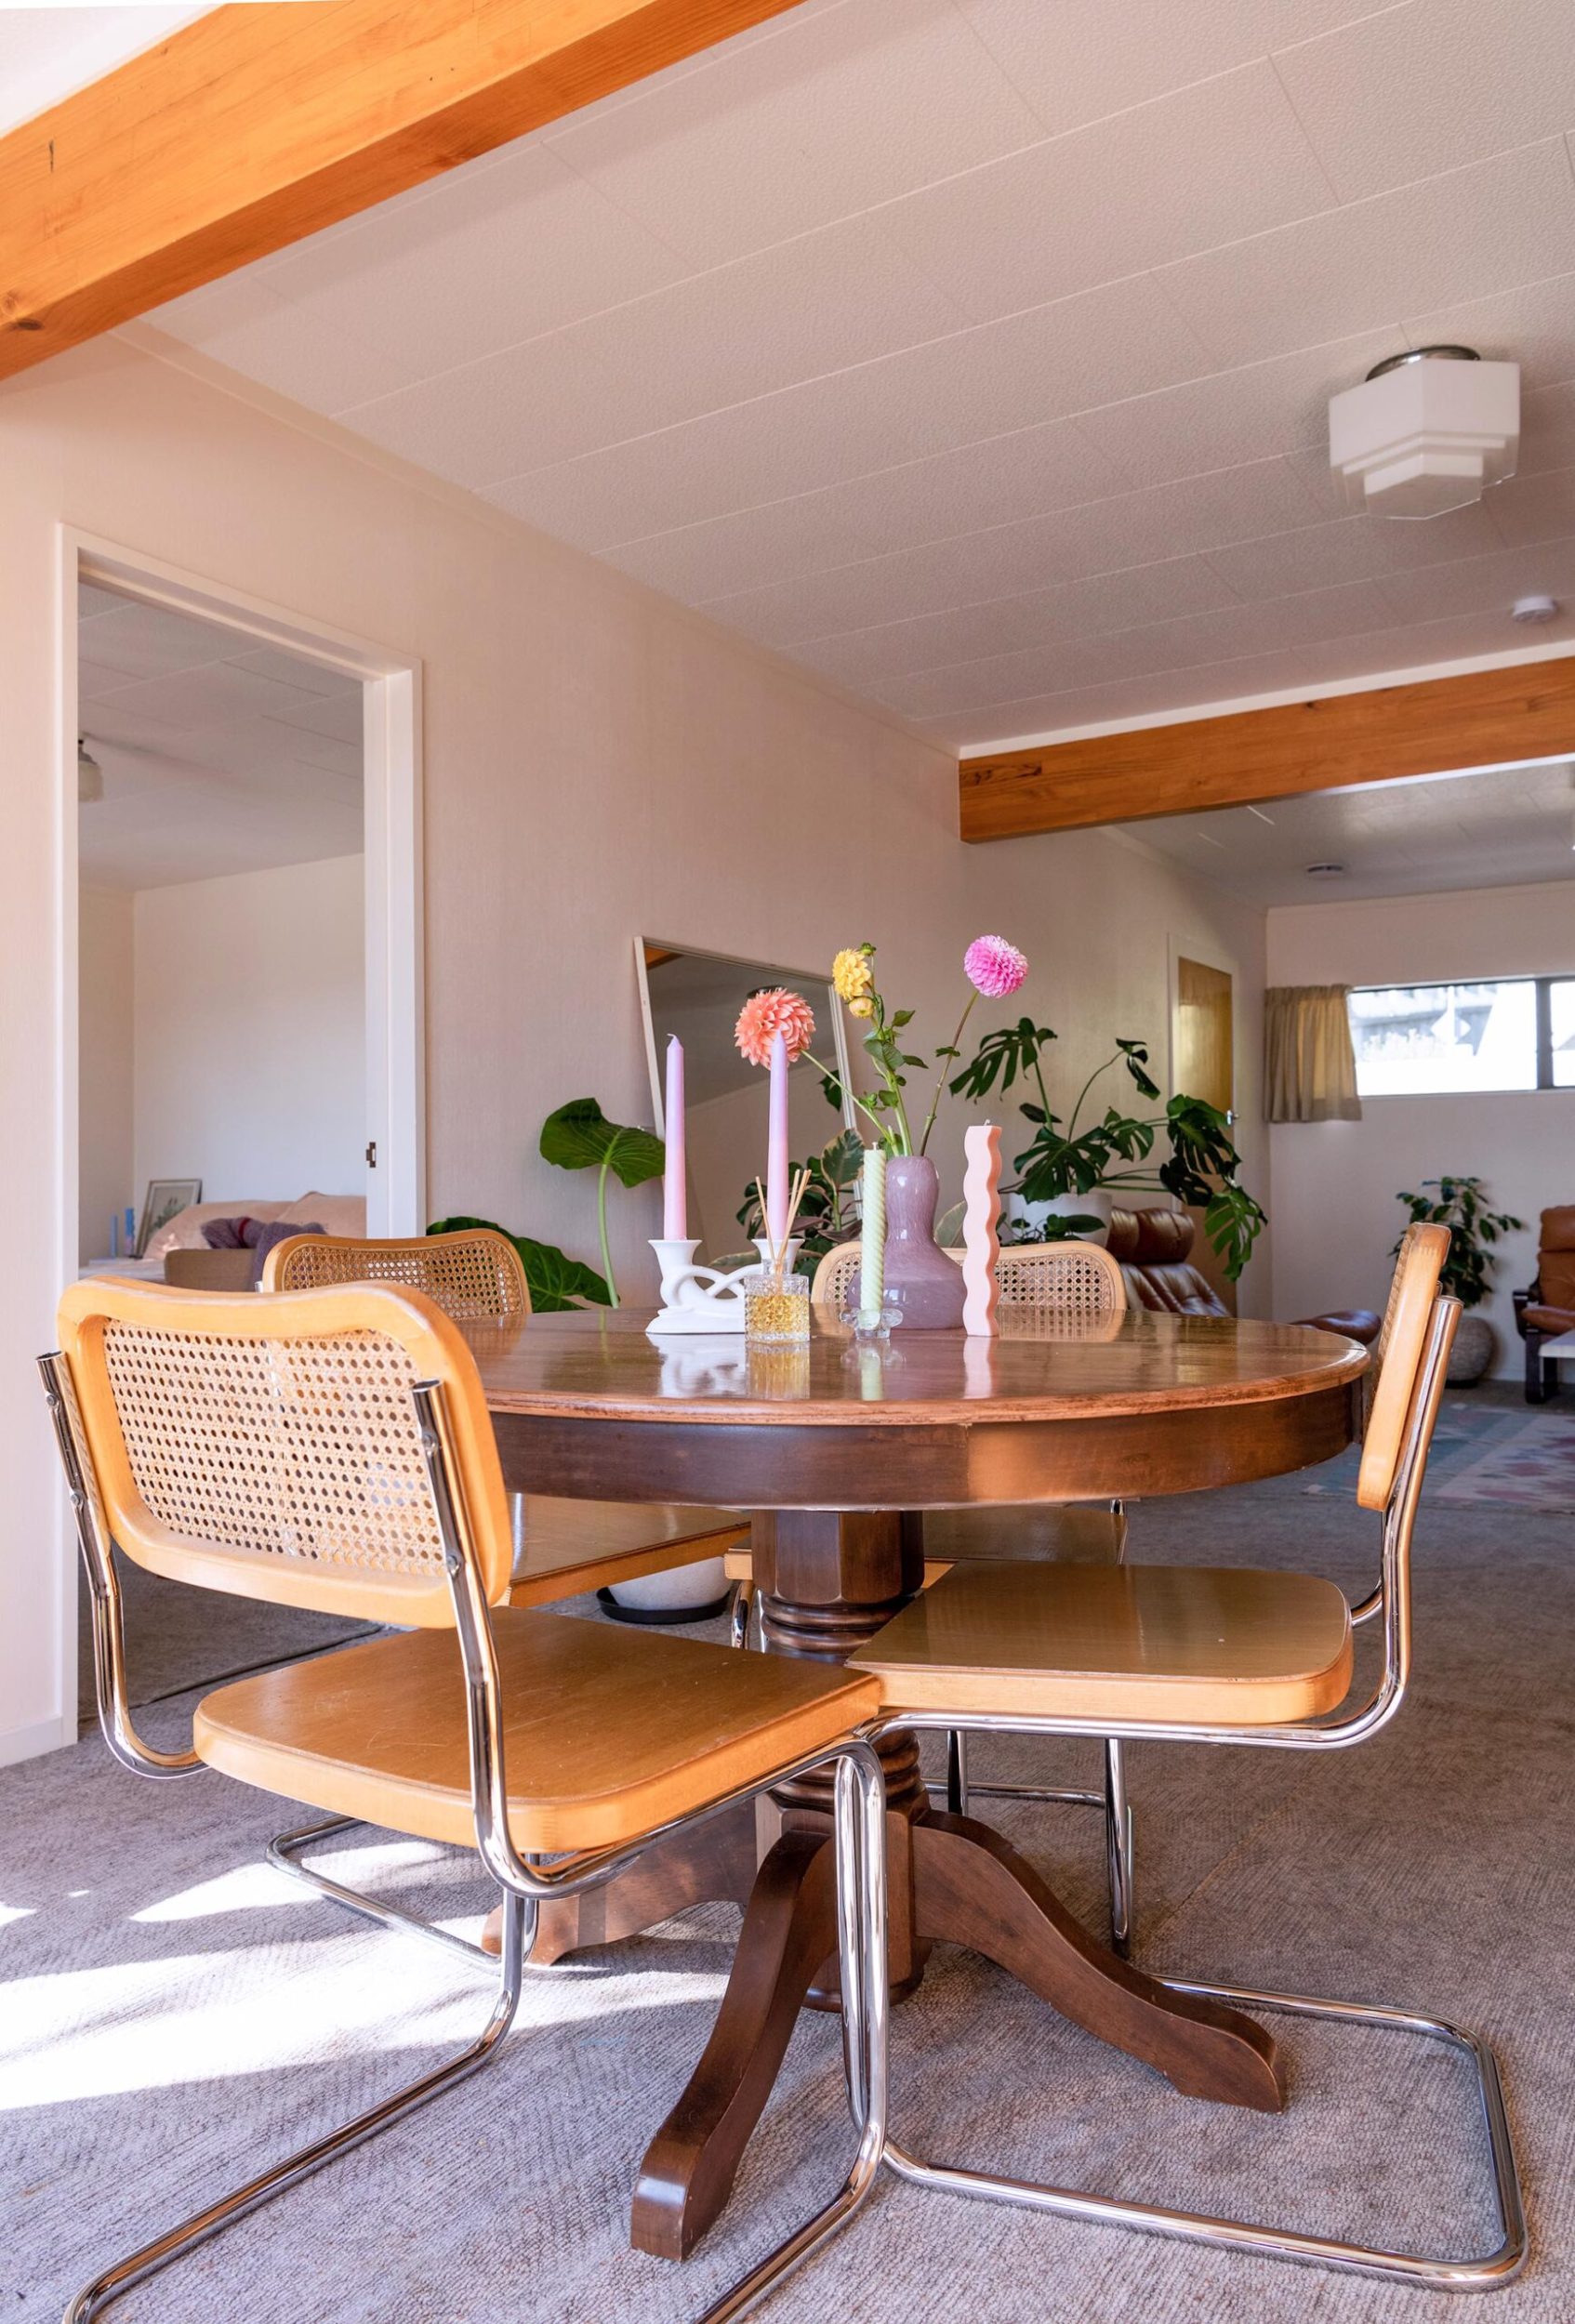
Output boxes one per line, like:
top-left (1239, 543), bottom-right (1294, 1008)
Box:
top-left (1348, 976), bottom-right (1575, 1096)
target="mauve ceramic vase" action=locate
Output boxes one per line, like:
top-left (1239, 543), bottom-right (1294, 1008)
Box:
top-left (883, 1153), bottom-right (966, 1328)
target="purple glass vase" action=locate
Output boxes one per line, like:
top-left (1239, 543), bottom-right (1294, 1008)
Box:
top-left (883, 1153), bottom-right (965, 1328)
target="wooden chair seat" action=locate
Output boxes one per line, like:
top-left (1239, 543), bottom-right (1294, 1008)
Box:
top-left (510, 1496), bottom-right (748, 1606)
top-left (196, 1609), bottom-right (879, 1853)
top-left (852, 1560), bottom-right (1354, 1727)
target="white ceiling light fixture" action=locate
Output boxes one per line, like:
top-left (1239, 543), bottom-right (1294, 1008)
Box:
top-left (1329, 346), bottom-right (1518, 521)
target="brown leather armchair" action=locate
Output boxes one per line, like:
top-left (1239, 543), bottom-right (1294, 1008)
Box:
top-left (1514, 1205), bottom-right (1575, 1402)
top-left (1105, 1207), bottom-right (1381, 1344)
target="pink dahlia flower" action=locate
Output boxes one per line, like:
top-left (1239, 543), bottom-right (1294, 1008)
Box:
top-left (963, 933), bottom-right (1028, 999)
top-left (735, 986), bottom-right (816, 1068)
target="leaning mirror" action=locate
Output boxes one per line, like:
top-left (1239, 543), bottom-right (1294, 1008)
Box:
top-left (636, 940), bottom-right (858, 1268)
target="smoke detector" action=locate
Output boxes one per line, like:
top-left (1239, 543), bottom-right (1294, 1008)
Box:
top-left (1329, 346), bottom-right (1519, 520)
top-left (1512, 594), bottom-right (1560, 624)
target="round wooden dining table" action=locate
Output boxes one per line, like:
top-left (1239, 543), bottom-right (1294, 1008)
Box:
top-left (463, 1301), bottom-right (1368, 2263)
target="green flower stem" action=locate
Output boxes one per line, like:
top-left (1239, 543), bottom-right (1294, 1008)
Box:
top-left (918, 991), bottom-right (978, 1157)
top-left (801, 1050), bottom-right (889, 1145)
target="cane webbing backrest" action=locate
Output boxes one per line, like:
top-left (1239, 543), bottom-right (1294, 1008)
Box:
top-left (811, 1243), bottom-right (863, 1309)
top-left (262, 1228), bottom-right (529, 1323)
top-left (993, 1241), bottom-right (1127, 1314)
top-left (55, 1278), bottom-right (513, 1626)
top-left (812, 1237), bottom-right (1125, 1316)
top-left (1357, 1223), bottom-right (1451, 1513)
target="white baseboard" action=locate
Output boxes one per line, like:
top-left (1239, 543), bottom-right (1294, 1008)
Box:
top-left (0, 1712), bottom-right (76, 1768)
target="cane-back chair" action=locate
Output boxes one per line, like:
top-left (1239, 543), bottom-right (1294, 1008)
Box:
top-left (43, 1277), bottom-right (887, 2324)
top-left (846, 1222), bottom-right (1525, 2292)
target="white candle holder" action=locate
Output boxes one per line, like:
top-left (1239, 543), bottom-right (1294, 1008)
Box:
top-left (647, 1236), bottom-right (802, 1337)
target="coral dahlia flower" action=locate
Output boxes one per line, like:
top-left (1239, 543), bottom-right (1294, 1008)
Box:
top-left (735, 986), bottom-right (816, 1068)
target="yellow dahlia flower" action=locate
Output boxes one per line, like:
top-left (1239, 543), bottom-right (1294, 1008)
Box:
top-left (832, 946), bottom-right (874, 1008)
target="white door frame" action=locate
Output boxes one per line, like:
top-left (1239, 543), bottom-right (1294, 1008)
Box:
top-left (54, 527), bottom-right (424, 1739)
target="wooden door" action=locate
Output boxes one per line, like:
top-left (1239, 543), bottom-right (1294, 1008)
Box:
top-left (1173, 957), bottom-right (1236, 1314)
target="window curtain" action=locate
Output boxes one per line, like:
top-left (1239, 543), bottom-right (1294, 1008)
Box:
top-left (1264, 985), bottom-right (1362, 1123)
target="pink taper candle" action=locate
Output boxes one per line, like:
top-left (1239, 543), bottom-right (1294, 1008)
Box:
top-left (662, 1036), bottom-right (687, 1239)
top-left (766, 1028), bottom-right (790, 1248)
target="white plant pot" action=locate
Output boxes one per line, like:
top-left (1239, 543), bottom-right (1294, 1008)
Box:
top-left (1007, 1187), bottom-right (1115, 1246)
top-left (606, 1553), bottom-right (730, 1619)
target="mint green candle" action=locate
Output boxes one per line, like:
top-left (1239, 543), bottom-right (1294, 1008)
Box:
top-left (859, 1145), bottom-right (886, 1324)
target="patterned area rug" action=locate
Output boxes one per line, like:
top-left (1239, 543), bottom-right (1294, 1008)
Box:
top-left (1304, 1391), bottom-right (1575, 1511)
top-left (1433, 1406), bottom-right (1575, 1511)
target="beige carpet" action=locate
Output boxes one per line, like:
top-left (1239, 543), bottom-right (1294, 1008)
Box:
top-left (6, 1449), bottom-right (1574, 2323)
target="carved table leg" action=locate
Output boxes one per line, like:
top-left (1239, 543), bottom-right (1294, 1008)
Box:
top-left (631, 1831), bottom-right (839, 2260)
top-left (913, 1812), bottom-right (1283, 2110)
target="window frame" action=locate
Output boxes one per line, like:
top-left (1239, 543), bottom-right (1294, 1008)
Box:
top-left (1346, 972), bottom-right (1574, 1098)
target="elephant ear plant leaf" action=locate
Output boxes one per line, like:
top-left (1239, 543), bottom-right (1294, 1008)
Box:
top-left (426, 1216), bottom-right (612, 1314)
top-left (539, 1098), bottom-right (666, 1308)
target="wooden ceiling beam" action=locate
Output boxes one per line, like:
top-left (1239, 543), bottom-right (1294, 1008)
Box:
top-left (0, 0), bottom-right (801, 382)
top-left (958, 655), bottom-right (1575, 840)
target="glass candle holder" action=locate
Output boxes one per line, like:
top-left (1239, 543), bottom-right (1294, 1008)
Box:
top-left (743, 1266), bottom-right (811, 1345)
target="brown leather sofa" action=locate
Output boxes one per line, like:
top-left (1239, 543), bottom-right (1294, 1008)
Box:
top-left (1514, 1205), bottom-right (1575, 1402)
top-left (1105, 1206), bottom-right (1381, 1344)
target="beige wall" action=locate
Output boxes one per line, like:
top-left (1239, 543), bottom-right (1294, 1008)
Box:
top-left (77, 887), bottom-right (135, 1265)
top-left (133, 855), bottom-right (365, 1207)
top-left (0, 329), bottom-right (1266, 1763)
top-left (1268, 880), bottom-right (1575, 1371)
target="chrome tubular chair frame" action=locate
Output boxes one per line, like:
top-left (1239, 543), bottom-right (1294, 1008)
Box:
top-left (863, 1301), bottom-right (1528, 2291)
top-left (42, 1355), bottom-right (891, 2324)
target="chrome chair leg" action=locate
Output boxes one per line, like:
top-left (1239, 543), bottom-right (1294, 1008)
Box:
top-left (730, 1580), bottom-right (753, 1650)
top-left (268, 1815), bottom-right (498, 1969)
top-left (945, 1729), bottom-right (970, 1816)
top-left (882, 1975), bottom-right (1526, 2292)
top-left (65, 1891), bottom-right (533, 2324)
top-left (695, 1743), bottom-right (891, 2324)
top-left (1103, 1738), bottom-right (1133, 1957)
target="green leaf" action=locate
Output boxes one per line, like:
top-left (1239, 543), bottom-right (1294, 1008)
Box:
top-left (427, 1216), bottom-right (611, 1312)
top-left (539, 1097), bottom-right (665, 1189)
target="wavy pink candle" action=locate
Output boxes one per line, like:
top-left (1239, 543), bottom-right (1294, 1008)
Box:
top-left (766, 1028), bottom-right (789, 1247)
top-left (662, 1036), bottom-right (686, 1239)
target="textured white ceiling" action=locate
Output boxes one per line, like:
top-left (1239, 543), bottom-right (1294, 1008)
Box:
top-left (78, 585), bottom-right (363, 891)
top-left (141, 0), bottom-right (1575, 754)
top-left (0, 7), bottom-right (208, 138)
top-left (1132, 759), bottom-right (1575, 905)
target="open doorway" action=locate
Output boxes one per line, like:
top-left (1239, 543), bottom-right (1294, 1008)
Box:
top-left (61, 543), bottom-right (424, 1717)
top-left (77, 582), bottom-right (369, 1280)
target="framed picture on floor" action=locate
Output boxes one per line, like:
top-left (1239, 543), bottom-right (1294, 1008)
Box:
top-left (135, 1178), bottom-right (202, 1258)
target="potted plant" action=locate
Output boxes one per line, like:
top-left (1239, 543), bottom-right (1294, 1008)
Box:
top-left (948, 1017), bottom-right (1266, 1281)
top-left (1394, 1177), bottom-right (1523, 1385)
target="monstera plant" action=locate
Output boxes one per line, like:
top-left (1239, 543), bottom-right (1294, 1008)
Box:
top-left (430, 1096), bottom-right (665, 1312)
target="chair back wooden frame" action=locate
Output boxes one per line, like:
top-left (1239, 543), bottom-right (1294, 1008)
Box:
top-left (812, 1237), bottom-right (1126, 1314)
top-left (261, 1226), bottom-right (529, 1321)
